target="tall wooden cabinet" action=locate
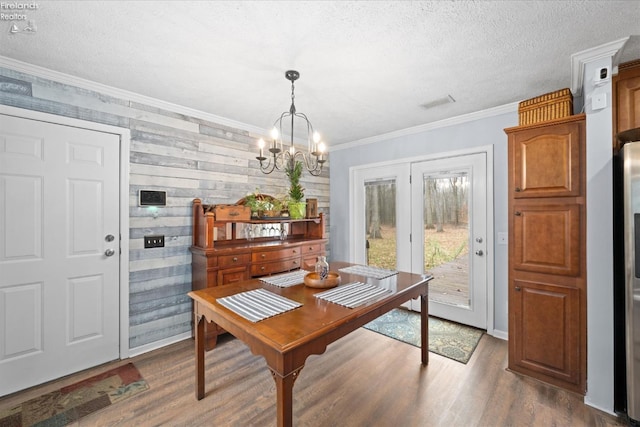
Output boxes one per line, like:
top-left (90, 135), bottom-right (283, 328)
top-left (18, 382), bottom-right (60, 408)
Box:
top-left (505, 114), bottom-right (587, 394)
top-left (613, 59), bottom-right (640, 151)
top-left (190, 198), bottom-right (327, 348)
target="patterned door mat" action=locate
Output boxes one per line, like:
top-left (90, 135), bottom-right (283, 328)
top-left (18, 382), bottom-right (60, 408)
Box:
top-left (0, 362), bottom-right (149, 426)
top-left (363, 308), bottom-right (484, 364)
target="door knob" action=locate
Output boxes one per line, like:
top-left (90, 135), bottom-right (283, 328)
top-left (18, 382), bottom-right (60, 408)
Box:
top-left (105, 249), bottom-right (115, 257)
top-left (475, 237), bottom-right (483, 243)
top-left (105, 234), bottom-right (115, 242)
top-left (475, 250), bottom-right (484, 256)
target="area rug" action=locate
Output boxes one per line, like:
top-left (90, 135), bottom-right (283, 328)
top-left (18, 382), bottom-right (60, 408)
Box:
top-left (364, 308), bottom-right (484, 364)
top-left (0, 362), bottom-right (149, 427)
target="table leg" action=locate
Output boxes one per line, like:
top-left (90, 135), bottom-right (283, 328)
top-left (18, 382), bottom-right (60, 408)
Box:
top-left (194, 311), bottom-right (219, 400)
top-left (195, 313), bottom-right (205, 400)
top-left (421, 292), bottom-right (429, 365)
top-left (269, 366), bottom-right (303, 427)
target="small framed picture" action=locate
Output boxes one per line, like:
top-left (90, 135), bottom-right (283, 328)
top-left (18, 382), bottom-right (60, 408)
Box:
top-left (306, 198), bottom-right (318, 218)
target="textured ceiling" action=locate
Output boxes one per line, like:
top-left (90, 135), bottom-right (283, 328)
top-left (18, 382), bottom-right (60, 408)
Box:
top-left (1, 1), bottom-right (639, 147)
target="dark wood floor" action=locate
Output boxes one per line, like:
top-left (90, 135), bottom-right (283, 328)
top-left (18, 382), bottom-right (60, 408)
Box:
top-left (0, 329), bottom-right (625, 426)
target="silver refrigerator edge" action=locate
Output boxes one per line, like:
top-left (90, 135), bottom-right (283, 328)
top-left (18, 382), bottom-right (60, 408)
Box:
top-left (614, 138), bottom-right (640, 424)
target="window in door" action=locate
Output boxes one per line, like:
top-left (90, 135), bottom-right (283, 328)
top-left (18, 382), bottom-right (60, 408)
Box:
top-left (421, 172), bottom-right (470, 307)
top-left (365, 179), bottom-right (397, 269)
top-left (351, 164), bottom-right (410, 272)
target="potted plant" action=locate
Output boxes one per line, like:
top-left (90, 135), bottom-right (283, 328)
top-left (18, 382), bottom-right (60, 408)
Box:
top-left (286, 160), bottom-right (306, 219)
top-left (279, 195), bottom-right (290, 218)
top-left (263, 198), bottom-right (283, 218)
top-left (244, 189), bottom-right (264, 218)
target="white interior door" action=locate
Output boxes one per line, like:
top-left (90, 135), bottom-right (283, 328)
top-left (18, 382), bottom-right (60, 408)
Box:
top-left (0, 114), bottom-right (120, 396)
top-left (410, 153), bottom-right (488, 328)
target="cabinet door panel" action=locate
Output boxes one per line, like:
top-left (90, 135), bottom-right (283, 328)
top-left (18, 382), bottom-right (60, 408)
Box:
top-left (513, 203), bottom-right (581, 276)
top-left (302, 252), bottom-right (325, 271)
top-left (509, 279), bottom-right (581, 388)
top-left (511, 122), bottom-right (582, 198)
top-left (616, 71), bottom-right (640, 134)
top-left (218, 266), bottom-right (249, 285)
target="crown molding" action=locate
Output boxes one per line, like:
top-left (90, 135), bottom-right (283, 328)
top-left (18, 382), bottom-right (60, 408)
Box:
top-left (332, 102), bottom-right (518, 151)
top-left (571, 37), bottom-right (629, 97)
top-left (0, 55), bottom-right (267, 137)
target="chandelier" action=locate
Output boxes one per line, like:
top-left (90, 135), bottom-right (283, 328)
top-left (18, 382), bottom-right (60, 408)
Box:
top-left (256, 70), bottom-right (327, 176)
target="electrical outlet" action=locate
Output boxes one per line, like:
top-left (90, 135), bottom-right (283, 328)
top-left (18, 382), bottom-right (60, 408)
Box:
top-left (144, 235), bottom-right (165, 248)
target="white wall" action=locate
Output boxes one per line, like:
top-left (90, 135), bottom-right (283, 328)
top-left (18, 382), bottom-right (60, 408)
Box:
top-left (583, 56), bottom-right (615, 413)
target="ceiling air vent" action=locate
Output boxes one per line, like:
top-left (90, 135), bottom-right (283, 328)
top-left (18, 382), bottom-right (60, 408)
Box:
top-left (420, 94), bottom-right (456, 110)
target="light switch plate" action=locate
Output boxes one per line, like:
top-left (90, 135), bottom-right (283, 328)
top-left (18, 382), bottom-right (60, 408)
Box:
top-left (144, 235), bottom-right (165, 248)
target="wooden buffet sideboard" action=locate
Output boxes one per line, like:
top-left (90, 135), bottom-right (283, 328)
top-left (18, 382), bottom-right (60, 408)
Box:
top-left (190, 198), bottom-right (327, 348)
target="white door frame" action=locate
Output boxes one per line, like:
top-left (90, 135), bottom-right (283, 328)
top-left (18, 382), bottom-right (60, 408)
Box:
top-left (349, 146), bottom-right (495, 335)
top-left (0, 104), bottom-right (131, 358)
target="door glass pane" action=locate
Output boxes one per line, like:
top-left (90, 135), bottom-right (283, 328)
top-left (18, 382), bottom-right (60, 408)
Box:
top-left (365, 179), bottom-right (397, 270)
top-left (423, 172), bottom-right (470, 308)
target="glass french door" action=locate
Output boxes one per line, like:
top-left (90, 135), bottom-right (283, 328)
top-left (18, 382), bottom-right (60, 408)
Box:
top-left (351, 164), bottom-right (411, 273)
top-left (351, 152), bottom-right (489, 329)
top-left (409, 153), bottom-right (487, 328)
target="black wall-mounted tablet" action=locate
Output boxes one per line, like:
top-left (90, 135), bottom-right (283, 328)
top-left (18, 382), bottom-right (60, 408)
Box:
top-left (139, 190), bottom-right (167, 206)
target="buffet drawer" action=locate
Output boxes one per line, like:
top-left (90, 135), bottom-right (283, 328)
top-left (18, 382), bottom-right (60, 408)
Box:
top-left (218, 253), bottom-right (251, 268)
top-left (252, 247), bottom-right (300, 263)
top-left (251, 258), bottom-right (301, 277)
top-left (301, 242), bottom-right (323, 254)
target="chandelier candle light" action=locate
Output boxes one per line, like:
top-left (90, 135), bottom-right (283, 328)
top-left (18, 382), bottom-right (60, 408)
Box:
top-left (257, 70), bottom-right (327, 176)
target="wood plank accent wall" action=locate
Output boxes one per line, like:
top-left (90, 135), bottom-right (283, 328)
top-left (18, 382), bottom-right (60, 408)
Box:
top-left (0, 66), bottom-right (330, 350)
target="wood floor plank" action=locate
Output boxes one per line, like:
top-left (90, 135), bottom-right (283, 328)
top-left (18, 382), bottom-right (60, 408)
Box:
top-left (0, 329), bottom-right (625, 427)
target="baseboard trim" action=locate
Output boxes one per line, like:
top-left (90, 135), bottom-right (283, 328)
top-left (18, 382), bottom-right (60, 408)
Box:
top-left (127, 332), bottom-right (192, 358)
top-left (490, 329), bottom-right (508, 341)
top-left (583, 397), bottom-right (617, 417)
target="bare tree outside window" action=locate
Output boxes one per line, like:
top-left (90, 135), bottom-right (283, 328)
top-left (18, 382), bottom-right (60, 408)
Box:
top-left (366, 173), bottom-right (468, 276)
top-left (365, 180), bottom-right (397, 269)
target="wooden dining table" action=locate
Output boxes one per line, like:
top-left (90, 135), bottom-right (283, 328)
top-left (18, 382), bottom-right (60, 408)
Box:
top-left (188, 261), bottom-right (432, 427)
